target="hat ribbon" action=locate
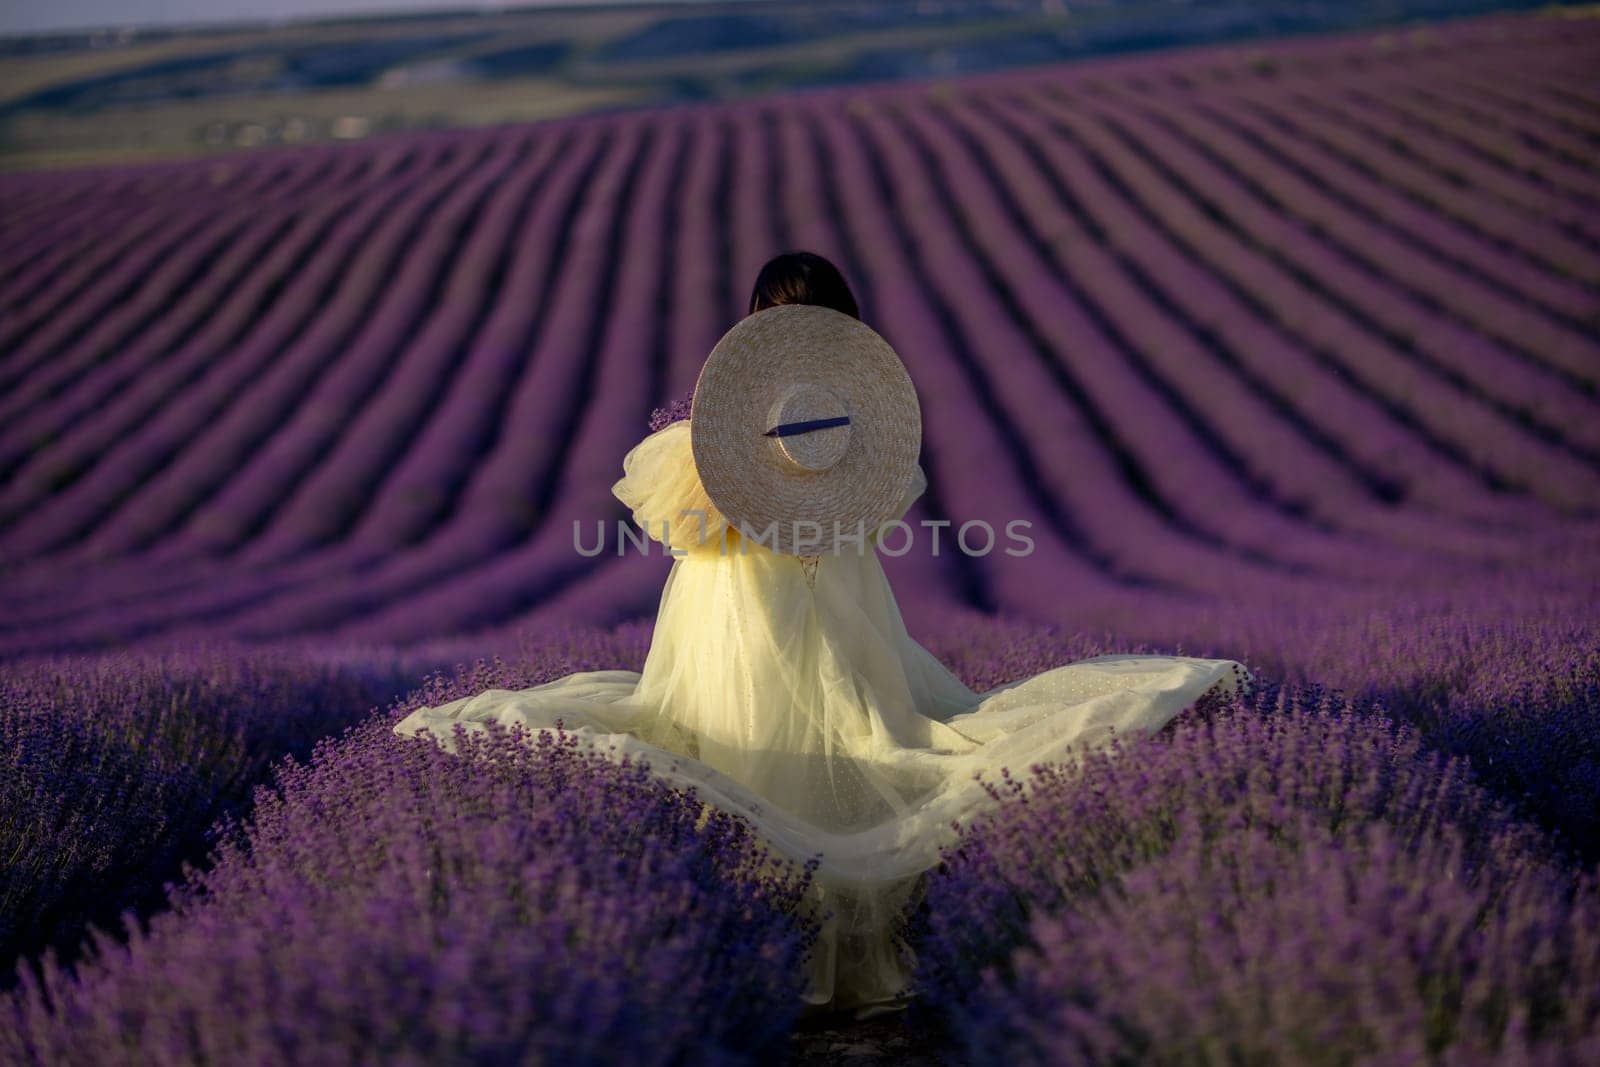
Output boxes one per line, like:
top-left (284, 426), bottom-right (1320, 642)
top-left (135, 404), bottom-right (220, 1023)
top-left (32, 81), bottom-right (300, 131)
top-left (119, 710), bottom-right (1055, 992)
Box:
top-left (763, 416), bottom-right (850, 438)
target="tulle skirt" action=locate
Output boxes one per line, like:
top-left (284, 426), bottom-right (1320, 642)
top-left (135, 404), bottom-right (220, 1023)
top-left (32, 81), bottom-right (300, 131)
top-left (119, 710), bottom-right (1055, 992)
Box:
top-left (393, 542), bottom-right (1251, 1012)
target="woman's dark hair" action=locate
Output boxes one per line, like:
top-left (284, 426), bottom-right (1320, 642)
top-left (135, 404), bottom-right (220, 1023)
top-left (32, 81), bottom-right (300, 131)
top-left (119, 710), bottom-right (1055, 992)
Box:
top-left (747, 250), bottom-right (861, 319)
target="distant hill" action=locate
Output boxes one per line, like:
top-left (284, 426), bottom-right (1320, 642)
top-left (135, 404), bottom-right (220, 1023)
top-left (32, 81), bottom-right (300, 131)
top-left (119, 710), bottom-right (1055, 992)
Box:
top-left (0, 0), bottom-right (1582, 170)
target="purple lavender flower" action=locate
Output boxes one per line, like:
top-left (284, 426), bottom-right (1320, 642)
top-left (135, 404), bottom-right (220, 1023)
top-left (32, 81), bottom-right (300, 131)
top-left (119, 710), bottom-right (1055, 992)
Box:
top-left (648, 390), bottom-right (694, 433)
top-left (0, 637), bottom-right (418, 990)
top-left (909, 677), bottom-right (1597, 1061)
top-left (3, 701), bottom-right (815, 1064)
top-left (967, 813), bottom-right (1600, 1063)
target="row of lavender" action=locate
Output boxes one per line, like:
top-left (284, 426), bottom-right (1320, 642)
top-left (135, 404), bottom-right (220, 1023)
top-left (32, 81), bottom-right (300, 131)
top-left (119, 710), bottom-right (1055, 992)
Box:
top-left (4, 619), bottom-right (1597, 1060)
top-left (5, 560), bottom-right (1593, 1004)
top-left (0, 14), bottom-right (1596, 659)
top-left (912, 680), bottom-right (1600, 1063)
top-left (0, 638), bottom-right (437, 987)
top-left (3, 640), bottom-right (813, 1064)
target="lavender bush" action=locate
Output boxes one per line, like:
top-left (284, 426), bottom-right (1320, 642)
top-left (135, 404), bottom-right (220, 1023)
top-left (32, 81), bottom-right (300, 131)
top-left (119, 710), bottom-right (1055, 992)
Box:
top-left (0, 623), bottom-right (655, 991)
top-left (0, 638), bottom-right (420, 989)
top-left (909, 680), bottom-right (1600, 1061)
top-left (1366, 619), bottom-right (1600, 858)
top-left (1112, 588), bottom-right (1600, 859)
top-left (967, 815), bottom-right (1600, 1064)
top-left (3, 672), bottom-right (815, 1065)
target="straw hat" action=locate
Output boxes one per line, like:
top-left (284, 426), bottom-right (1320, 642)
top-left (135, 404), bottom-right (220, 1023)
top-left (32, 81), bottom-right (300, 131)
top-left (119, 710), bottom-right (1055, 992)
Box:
top-left (690, 304), bottom-right (922, 558)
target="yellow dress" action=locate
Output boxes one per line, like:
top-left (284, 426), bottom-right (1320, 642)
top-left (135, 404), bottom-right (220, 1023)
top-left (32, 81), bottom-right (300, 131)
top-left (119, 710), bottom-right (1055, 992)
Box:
top-left (393, 420), bottom-right (1252, 1012)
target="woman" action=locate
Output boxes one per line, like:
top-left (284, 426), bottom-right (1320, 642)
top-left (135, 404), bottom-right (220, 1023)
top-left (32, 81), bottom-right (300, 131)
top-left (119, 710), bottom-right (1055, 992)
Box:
top-left (394, 251), bottom-right (1251, 1015)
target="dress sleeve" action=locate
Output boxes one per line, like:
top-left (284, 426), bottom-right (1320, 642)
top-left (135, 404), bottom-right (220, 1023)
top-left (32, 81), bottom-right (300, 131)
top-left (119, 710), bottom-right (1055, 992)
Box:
top-left (611, 421), bottom-right (730, 554)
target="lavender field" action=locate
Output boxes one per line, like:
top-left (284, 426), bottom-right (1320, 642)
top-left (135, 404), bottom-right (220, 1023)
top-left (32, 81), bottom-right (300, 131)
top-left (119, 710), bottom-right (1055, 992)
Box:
top-left (3, 10), bottom-right (1599, 1063)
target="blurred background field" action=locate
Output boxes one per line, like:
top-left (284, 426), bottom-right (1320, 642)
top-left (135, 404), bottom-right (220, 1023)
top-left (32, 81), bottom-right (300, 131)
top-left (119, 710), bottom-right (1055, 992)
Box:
top-left (0, 0), bottom-right (1586, 170)
top-left (2, 1), bottom-right (1598, 1062)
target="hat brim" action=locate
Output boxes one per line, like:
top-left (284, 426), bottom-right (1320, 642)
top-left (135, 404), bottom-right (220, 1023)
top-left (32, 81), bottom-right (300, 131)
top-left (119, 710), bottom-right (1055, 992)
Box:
top-left (691, 304), bottom-right (922, 557)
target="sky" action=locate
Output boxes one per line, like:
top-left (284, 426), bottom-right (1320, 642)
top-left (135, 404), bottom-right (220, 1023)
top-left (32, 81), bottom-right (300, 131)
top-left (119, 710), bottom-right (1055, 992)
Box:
top-left (2, 1), bottom-right (707, 37)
